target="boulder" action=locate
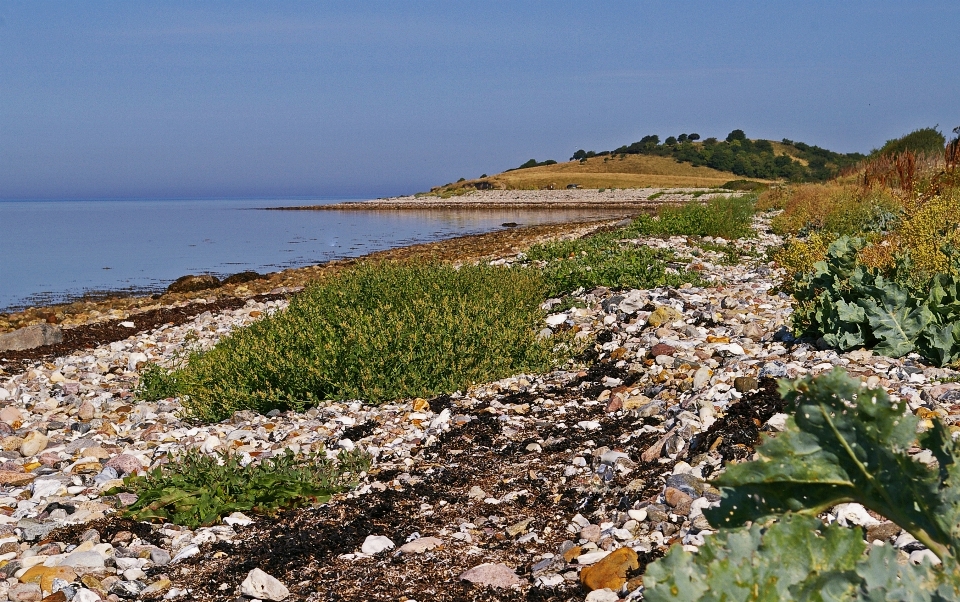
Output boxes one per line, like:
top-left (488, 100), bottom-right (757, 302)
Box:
top-left (166, 274), bottom-right (221, 294)
top-left (222, 271), bottom-right (264, 286)
top-left (0, 324), bottom-right (63, 352)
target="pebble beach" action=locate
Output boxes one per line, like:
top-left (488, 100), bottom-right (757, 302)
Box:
top-left (0, 205), bottom-right (957, 601)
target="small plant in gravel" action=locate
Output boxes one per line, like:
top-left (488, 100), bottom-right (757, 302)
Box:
top-left (114, 448), bottom-right (371, 529)
top-left (645, 369), bottom-right (960, 600)
top-left (792, 236), bottom-right (960, 366)
top-left (526, 228), bottom-right (700, 297)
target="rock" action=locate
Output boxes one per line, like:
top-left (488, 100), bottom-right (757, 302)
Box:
top-left (104, 454), bottom-right (143, 476)
top-left (459, 563), bottom-right (523, 588)
top-left (40, 592), bottom-right (68, 602)
top-left (61, 550), bottom-right (105, 569)
top-left (166, 274), bottom-right (221, 294)
top-left (140, 578), bottom-right (172, 597)
top-left (866, 522), bottom-right (901, 543)
top-left (649, 343), bottom-right (676, 357)
top-left (664, 486), bottom-right (693, 509)
top-left (692, 367), bottom-right (712, 389)
top-left (585, 589), bottom-right (621, 602)
top-left (0, 470), bottom-right (34, 486)
top-left (240, 568), bottom-right (289, 601)
top-left (580, 547), bottom-right (639, 591)
top-left (0, 324), bottom-right (63, 352)
top-left (77, 401), bottom-right (96, 421)
top-left (222, 271), bottom-right (264, 286)
top-left (72, 591), bottom-right (101, 602)
top-left (8, 582), bottom-right (42, 602)
top-left (360, 535), bottom-right (395, 555)
top-left (19, 566), bottom-right (77, 593)
top-left (580, 524), bottom-right (602, 543)
top-left (20, 431), bottom-right (49, 457)
top-left (150, 548), bottom-right (172, 565)
top-left (765, 413), bottom-right (789, 431)
top-left (398, 536), bottom-right (443, 554)
top-left (0, 406), bottom-right (23, 426)
top-left (646, 306), bottom-right (683, 328)
top-left (733, 376), bottom-right (759, 393)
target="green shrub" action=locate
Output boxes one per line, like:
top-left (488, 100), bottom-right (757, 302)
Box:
top-left (720, 179), bottom-right (766, 192)
top-left (526, 223), bottom-right (701, 297)
top-left (792, 236), bottom-right (960, 366)
top-left (136, 363), bottom-right (182, 401)
top-left (640, 194), bottom-right (757, 239)
top-left (172, 262), bottom-right (559, 420)
top-left (645, 369), bottom-right (960, 600)
top-left (115, 448), bottom-right (370, 529)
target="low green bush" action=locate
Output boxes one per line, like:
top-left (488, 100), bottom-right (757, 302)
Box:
top-left (160, 262), bottom-right (559, 420)
top-left (526, 225), bottom-right (701, 297)
top-left (645, 369), bottom-right (960, 600)
top-left (114, 448), bottom-right (370, 529)
top-left (636, 194), bottom-right (757, 239)
top-left (792, 236), bottom-right (960, 366)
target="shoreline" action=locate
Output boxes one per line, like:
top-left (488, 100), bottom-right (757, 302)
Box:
top-left (271, 187), bottom-right (726, 211)
top-left (0, 215), bottom-right (626, 344)
top-left (2, 212), bottom-right (956, 600)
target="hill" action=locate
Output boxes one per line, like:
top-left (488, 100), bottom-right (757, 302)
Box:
top-left (431, 130), bottom-right (866, 194)
top-left (433, 154), bottom-right (751, 194)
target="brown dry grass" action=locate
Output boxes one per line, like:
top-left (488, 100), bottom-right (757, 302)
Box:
top-left (441, 155), bottom-right (764, 192)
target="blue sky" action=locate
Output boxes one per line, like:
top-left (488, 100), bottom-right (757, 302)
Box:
top-left (2, 1), bottom-right (958, 200)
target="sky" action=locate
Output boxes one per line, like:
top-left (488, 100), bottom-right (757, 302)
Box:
top-left (1, 1), bottom-right (958, 200)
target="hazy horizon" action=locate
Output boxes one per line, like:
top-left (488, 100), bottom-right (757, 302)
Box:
top-left (2, 1), bottom-right (958, 201)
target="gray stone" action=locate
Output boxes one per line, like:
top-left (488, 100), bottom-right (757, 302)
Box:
top-left (240, 568), bottom-right (290, 601)
top-left (16, 518), bottom-right (57, 542)
top-left (0, 324), bottom-right (63, 352)
top-left (150, 548), bottom-right (172, 565)
top-left (665, 473), bottom-right (705, 497)
top-left (398, 536), bottom-right (443, 554)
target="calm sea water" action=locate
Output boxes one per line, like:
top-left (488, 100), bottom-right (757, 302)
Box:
top-left (0, 198), bottom-right (623, 312)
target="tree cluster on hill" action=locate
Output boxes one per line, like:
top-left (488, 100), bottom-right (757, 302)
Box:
top-left (506, 158), bottom-right (558, 171)
top-left (571, 130), bottom-right (866, 182)
top-left (873, 127), bottom-right (946, 157)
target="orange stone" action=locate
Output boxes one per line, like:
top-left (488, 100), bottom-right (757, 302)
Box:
top-left (580, 547), bottom-right (639, 591)
top-left (562, 545), bottom-right (582, 562)
top-left (20, 565), bottom-right (78, 593)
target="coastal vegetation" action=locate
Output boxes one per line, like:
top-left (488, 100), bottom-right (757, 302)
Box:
top-left (646, 369), bottom-right (960, 600)
top-left (138, 195), bottom-right (757, 419)
top-left (114, 448), bottom-right (371, 529)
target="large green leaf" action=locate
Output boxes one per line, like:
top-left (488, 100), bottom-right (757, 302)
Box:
top-left (704, 369), bottom-right (952, 560)
top-left (644, 515), bottom-right (866, 602)
top-left (857, 278), bottom-right (931, 357)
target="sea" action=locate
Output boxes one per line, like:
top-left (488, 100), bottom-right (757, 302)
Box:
top-left (0, 198), bottom-right (621, 313)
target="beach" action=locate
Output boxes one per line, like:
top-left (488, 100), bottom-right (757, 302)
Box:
top-left (0, 211), bottom-right (955, 600)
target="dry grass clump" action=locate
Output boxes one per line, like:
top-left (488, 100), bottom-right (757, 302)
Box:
top-left (762, 183), bottom-right (903, 237)
top-left (859, 188), bottom-right (960, 276)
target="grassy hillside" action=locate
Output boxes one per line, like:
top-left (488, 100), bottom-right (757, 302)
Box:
top-left (433, 154), bottom-right (751, 193)
top-left (429, 130), bottom-right (871, 194)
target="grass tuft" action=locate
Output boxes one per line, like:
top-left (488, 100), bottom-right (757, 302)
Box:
top-left (115, 448), bottom-right (370, 529)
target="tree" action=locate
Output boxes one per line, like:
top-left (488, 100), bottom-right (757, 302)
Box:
top-left (677, 133), bottom-right (688, 143)
top-left (571, 149), bottom-right (587, 161)
top-left (688, 133), bottom-right (701, 141)
top-left (726, 129), bottom-right (747, 142)
top-left (664, 136), bottom-right (678, 146)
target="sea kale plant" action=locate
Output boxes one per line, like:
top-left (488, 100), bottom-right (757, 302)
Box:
top-left (644, 369), bottom-right (960, 601)
top-left (791, 236), bottom-right (960, 366)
